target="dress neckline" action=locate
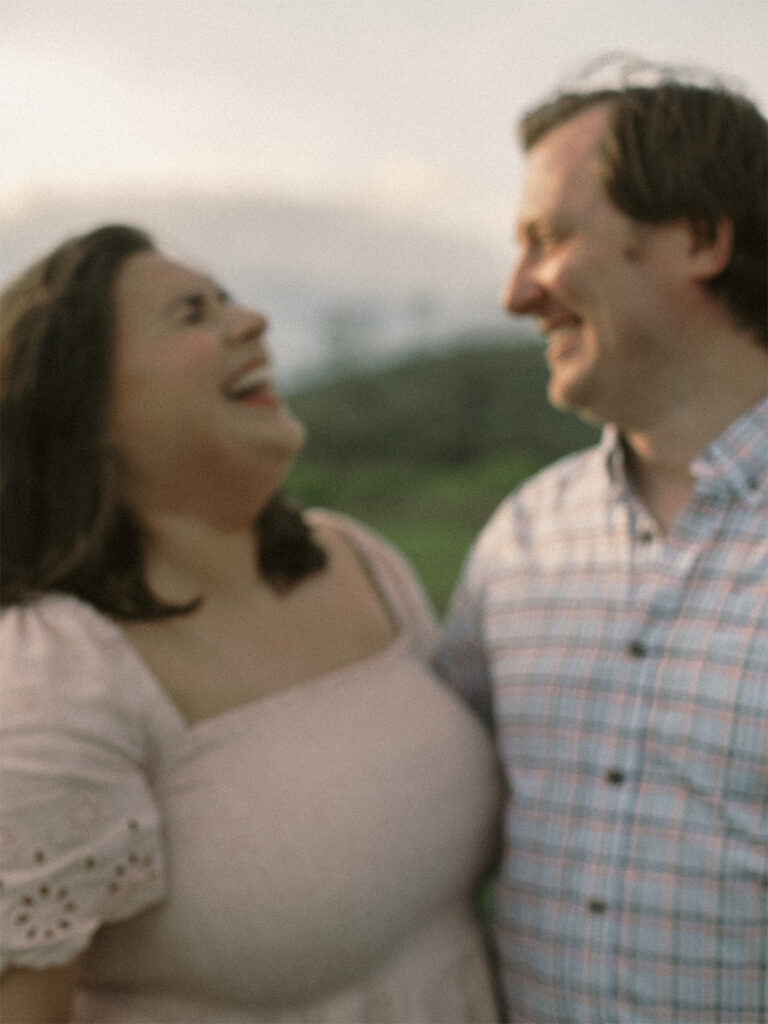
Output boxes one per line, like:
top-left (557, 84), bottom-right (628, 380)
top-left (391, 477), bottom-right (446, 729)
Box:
top-left (106, 511), bottom-right (410, 735)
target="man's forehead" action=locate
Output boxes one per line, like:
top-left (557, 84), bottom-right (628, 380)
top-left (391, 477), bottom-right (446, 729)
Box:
top-left (526, 105), bottom-right (609, 176)
top-left (517, 106), bottom-right (610, 221)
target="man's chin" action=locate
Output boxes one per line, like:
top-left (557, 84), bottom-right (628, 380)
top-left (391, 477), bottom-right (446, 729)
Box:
top-left (546, 373), bottom-right (578, 413)
top-left (547, 376), bottom-right (605, 426)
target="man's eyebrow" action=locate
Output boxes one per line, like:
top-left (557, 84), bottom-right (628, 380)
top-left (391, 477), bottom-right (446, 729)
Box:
top-left (517, 214), bottom-right (575, 244)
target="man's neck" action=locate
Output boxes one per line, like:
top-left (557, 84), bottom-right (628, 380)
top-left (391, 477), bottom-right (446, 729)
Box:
top-left (622, 438), bottom-right (696, 533)
top-left (616, 312), bottom-right (767, 530)
top-left (621, 366), bottom-right (766, 533)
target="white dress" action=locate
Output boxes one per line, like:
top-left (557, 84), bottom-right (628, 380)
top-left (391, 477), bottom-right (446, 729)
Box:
top-left (0, 513), bottom-right (502, 1022)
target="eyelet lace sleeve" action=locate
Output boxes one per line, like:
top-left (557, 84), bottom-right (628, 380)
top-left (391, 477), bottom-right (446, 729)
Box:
top-left (0, 597), bottom-right (167, 971)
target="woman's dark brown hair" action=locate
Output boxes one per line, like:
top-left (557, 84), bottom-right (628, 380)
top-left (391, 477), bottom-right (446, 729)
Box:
top-left (1, 224), bottom-right (325, 618)
top-left (519, 72), bottom-right (768, 347)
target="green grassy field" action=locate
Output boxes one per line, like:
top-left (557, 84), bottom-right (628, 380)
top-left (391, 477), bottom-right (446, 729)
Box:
top-left (285, 340), bottom-right (599, 614)
top-left (286, 452), bottom-right (541, 615)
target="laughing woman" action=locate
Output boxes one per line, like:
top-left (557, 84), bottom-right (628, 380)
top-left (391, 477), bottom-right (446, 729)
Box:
top-left (0, 225), bottom-right (501, 1024)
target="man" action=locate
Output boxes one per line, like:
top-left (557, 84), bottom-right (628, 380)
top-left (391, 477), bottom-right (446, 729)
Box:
top-left (435, 58), bottom-right (767, 1023)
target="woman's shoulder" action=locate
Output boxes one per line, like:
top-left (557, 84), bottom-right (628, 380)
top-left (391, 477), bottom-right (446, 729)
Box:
top-left (3, 590), bottom-right (119, 645)
top-left (306, 509), bottom-right (438, 648)
top-left (0, 593), bottom-right (168, 736)
top-left (2, 593), bottom-right (131, 692)
top-left (307, 507), bottom-right (389, 546)
top-left (306, 509), bottom-right (420, 587)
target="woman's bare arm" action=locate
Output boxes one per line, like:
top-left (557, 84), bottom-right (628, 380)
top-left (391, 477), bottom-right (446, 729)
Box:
top-left (0, 954), bottom-right (86, 1024)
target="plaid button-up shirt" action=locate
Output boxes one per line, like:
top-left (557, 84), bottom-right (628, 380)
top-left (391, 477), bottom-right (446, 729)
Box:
top-left (434, 397), bottom-right (768, 1024)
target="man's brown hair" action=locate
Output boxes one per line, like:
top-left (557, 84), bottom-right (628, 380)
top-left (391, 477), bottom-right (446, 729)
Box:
top-left (519, 59), bottom-right (767, 346)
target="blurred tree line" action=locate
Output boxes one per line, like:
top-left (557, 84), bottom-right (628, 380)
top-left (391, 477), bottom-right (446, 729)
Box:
top-left (286, 334), bottom-right (599, 613)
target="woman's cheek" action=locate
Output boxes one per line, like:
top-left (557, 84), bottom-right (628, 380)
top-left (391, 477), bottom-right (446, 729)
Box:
top-left (158, 329), bottom-right (220, 373)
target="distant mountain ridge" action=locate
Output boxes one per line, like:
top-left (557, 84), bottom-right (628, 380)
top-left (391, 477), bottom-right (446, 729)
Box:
top-left (1, 189), bottom-right (511, 382)
top-left (285, 338), bottom-right (600, 612)
top-left (289, 335), bottom-right (600, 468)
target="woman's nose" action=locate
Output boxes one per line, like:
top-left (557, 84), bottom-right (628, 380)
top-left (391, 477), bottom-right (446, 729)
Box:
top-left (227, 307), bottom-right (268, 346)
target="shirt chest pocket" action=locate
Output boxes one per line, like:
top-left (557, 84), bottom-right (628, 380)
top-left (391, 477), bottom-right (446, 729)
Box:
top-left (643, 663), bottom-right (767, 841)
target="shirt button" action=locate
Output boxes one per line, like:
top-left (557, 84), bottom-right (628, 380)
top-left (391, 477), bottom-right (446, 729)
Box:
top-left (605, 769), bottom-right (625, 785)
top-left (637, 529), bottom-right (655, 544)
top-left (627, 640), bottom-right (647, 658)
top-left (588, 899), bottom-right (607, 915)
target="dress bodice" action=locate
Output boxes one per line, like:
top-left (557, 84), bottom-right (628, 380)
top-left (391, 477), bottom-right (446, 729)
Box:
top-left (1, 512), bottom-right (502, 1022)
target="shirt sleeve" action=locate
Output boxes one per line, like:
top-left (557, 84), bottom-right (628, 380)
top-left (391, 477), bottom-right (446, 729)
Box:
top-left (431, 503), bottom-right (515, 728)
top-left (0, 597), bottom-right (167, 971)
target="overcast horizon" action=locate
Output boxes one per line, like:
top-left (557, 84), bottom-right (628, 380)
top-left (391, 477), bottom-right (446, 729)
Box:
top-left (4, 0), bottom-right (766, 379)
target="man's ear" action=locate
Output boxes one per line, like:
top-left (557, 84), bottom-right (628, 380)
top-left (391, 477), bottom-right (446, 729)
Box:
top-left (687, 216), bottom-right (734, 282)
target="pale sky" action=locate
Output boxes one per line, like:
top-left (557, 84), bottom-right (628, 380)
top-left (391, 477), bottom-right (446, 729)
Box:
top-left (5, 0), bottom-right (766, 235)
top-left (2, 0), bottom-right (767, 375)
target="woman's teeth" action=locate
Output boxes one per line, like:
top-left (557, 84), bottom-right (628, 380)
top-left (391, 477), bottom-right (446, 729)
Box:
top-left (225, 366), bottom-right (273, 398)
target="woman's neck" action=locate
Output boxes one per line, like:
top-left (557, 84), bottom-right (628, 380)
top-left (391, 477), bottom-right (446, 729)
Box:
top-left (138, 508), bottom-right (268, 605)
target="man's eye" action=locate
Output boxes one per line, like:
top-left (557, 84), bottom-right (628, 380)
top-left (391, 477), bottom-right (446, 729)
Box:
top-left (527, 223), bottom-right (568, 252)
top-left (541, 226), bottom-right (572, 250)
top-left (534, 231), bottom-right (557, 250)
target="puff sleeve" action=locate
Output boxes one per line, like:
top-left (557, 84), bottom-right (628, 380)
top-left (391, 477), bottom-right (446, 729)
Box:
top-left (0, 596), bottom-right (167, 971)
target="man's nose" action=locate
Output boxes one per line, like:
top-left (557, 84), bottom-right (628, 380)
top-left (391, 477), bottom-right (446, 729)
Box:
top-left (500, 259), bottom-right (546, 316)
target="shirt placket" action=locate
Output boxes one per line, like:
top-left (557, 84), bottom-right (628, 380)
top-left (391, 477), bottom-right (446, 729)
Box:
top-left (616, 489), bottom-right (728, 1019)
top-left (580, 495), bottom-right (671, 1022)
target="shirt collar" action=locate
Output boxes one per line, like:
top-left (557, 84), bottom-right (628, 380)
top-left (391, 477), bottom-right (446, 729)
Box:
top-left (691, 394), bottom-right (768, 501)
top-left (600, 425), bottom-right (630, 493)
top-left (599, 395), bottom-right (768, 502)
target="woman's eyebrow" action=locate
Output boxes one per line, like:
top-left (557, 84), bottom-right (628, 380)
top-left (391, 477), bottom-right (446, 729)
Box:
top-left (159, 279), bottom-right (230, 319)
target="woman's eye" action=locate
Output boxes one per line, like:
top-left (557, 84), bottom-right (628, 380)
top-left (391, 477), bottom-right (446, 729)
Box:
top-left (174, 286), bottom-right (230, 326)
top-left (179, 296), bottom-right (206, 324)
